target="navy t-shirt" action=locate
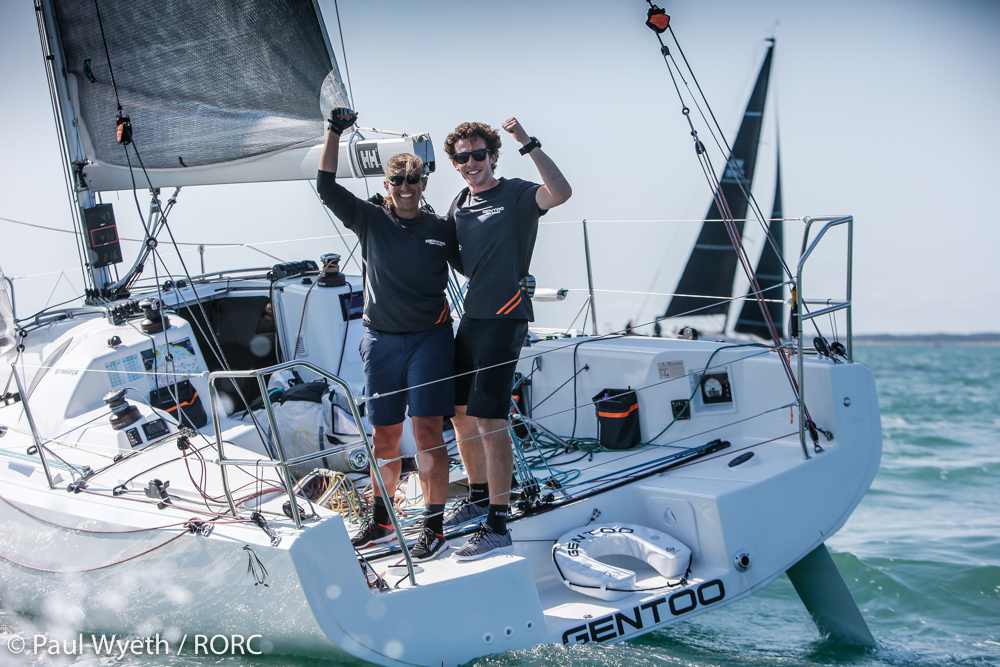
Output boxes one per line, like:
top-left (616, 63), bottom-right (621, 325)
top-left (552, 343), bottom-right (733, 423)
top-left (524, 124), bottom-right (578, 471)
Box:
top-left (449, 177), bottom-right (543, 320)
top-left (317, 170), bottom-right (459, 333)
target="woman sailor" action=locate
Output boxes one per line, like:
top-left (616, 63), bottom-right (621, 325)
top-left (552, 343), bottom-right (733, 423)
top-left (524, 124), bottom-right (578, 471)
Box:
top-left (317, 108), bottom-right (460, 562)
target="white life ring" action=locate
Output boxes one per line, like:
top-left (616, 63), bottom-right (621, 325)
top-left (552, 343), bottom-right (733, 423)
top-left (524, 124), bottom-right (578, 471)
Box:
top-left (552, 523), bottom-right (691, 601)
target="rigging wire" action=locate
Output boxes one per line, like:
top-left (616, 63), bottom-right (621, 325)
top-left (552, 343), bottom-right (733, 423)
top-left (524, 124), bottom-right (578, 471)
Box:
top-left (33, 1), bottom-right (94, 299)
top-left (640, 10), bottom-right (831, 442)
top-left (373, 339), bottom-right (784, 471)
top-left (664, 26), bottom-right (793, 283)
top-left (327, 0), bottom-right (375, 205)
top-left (15, 4), bottom-right (843, 542)
top-left (331, 0), bottom-right (356, 110)
top-left (83, 0), bottom-right (288, 475)
top-left (642, 8), bottom-right (795, 345)
top-left (308, 181), bottom-right (365, 274)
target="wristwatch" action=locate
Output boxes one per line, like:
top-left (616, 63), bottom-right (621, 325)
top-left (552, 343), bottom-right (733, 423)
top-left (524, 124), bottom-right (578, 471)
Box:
top-left (519, 136), bottom-right (541, 155)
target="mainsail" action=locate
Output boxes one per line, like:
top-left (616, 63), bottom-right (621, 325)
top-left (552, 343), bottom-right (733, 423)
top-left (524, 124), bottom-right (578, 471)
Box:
top-left (663, 42), bottom-right (774, 321)
top-left (41, 0), bottom-right (348, 191)
top-left (733, 144), bottom-right (784, 339)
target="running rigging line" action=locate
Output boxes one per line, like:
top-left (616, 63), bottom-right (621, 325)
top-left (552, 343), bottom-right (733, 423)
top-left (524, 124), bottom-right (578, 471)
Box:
top-left (643, 3), bottom-right (826, 446)
top-left (84, 0), bottom-right (284, 462)
top-left (645, 8), bottom-right (787, 349)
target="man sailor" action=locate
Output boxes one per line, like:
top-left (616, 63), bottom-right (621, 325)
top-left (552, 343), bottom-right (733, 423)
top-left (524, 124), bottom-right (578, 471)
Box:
top-left (443, 117), bottom-right (571, 560)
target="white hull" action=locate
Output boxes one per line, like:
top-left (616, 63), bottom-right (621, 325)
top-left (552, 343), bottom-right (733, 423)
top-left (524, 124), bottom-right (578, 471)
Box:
top-left (0, 279), bottom-right (881, 665)
top-left (4, 1), bottom-right (880, 663)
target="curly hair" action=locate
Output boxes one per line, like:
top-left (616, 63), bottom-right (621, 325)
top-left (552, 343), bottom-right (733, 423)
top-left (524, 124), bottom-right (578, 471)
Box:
top-left (443, 122), bottom-right (502, 166)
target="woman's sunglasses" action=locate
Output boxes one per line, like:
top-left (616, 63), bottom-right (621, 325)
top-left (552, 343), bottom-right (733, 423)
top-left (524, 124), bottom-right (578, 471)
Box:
top-left (387, 173), bottom-right (423, 186)
top-left (452, 149), bottom-right (490, 164)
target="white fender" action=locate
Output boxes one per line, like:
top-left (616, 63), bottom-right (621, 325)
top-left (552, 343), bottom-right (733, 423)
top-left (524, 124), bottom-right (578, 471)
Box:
top-left (552, 523), bottom-right (691, 601)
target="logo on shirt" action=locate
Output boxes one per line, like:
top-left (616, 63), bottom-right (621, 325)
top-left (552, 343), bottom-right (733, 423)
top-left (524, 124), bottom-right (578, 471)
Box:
top-left (425, 239), bottom-right (446, 246)
top-left (478, 206), bottom-right (505, 221)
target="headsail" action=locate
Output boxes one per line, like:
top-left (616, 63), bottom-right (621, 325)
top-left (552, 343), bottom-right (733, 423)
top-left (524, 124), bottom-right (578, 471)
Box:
top-left (663, 42), bottom-right (774, 321)
top-left (733, 142), bottom-right (784, 339)
top-left (41, 0), bottom-right (347, 191)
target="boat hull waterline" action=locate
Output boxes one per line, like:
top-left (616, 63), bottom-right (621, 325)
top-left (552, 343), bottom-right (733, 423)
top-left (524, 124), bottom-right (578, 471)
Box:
top-left (1, 305), bottom-right (881, 666)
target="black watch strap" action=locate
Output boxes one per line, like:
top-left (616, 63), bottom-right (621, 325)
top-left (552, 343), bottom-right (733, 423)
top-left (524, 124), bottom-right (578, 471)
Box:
top-left (519, 136), bottom-right (541, 155)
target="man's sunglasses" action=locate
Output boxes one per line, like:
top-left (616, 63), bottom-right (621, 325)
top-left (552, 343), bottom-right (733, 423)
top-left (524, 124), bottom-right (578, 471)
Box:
top-left (452, 149), bottom-right (490, 164)
top-left (387, 173), bottom-right (423, 186)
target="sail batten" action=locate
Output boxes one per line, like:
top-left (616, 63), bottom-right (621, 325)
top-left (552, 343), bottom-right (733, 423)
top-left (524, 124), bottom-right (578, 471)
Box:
top-left (663, 44), bottom-right (774, 320)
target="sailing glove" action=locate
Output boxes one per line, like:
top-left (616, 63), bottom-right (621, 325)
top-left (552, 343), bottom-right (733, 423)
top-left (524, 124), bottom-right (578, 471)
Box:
top-left (519, 275), bottom-right (536, 299)
top-left (327, 107), bottom-right (357, 134)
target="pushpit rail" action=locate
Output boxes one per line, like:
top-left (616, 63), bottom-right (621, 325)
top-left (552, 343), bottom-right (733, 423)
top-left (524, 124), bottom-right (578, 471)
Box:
top-left (795, 215), bottom-right (853, 457)
top-left (208, 360), bottom-right (418, 585)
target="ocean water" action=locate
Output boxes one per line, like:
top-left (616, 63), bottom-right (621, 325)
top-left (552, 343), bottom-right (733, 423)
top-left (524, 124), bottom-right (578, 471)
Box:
top-left (1, 344), bottom-right (997, 667)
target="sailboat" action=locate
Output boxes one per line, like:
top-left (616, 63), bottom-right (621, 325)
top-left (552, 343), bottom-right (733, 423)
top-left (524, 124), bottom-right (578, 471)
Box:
top-left (661, 40), bottom-right (788, 341)
top-left (0, 2), bottom-right (880, 665)
top-left (733, 144), bottom-right (785, 339)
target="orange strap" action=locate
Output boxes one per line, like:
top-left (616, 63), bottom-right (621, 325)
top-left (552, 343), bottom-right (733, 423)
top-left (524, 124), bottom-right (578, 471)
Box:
top-left (598, 403), bottom-right (638, 419)
top-left (163, 391), bottom-right (199, 412)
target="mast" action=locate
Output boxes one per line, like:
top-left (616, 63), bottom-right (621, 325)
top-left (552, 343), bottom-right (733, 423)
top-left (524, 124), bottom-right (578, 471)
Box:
top-left (734, 140), bottom-right (784, 339)
top-left (663, 42), bottom-right (774, 321)
top-left (37, 0), bottom-right (106, 294)
top-left (35, 0), bottom-right (348, 299)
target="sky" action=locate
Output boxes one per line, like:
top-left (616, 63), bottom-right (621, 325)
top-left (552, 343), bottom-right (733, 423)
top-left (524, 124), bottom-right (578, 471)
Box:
top-left (2, 0), bottom-right (1000, 336)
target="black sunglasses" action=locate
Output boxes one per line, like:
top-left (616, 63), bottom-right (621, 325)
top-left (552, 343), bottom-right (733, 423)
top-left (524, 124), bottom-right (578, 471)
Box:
top-left (452, 149), bottom-right (490, 164)
top-left (387, 173), bottom-right (423, 186)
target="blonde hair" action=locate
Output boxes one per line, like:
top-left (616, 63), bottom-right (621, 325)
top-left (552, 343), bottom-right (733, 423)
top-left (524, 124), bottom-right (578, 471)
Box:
top-left (382, 153), bottom-right (427, 212)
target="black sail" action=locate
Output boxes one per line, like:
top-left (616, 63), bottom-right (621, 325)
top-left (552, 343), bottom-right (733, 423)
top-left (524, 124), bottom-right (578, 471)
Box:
top-left (663, 44), bottom-right (774, 319)
top-left (734, 147), bottom-right (784, 339)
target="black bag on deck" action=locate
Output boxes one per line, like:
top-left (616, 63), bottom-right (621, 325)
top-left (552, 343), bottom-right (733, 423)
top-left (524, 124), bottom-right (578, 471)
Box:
top-left (150, 379), bottom-right (208, 429)
top-left (592, 388), bottom-right (641, 450)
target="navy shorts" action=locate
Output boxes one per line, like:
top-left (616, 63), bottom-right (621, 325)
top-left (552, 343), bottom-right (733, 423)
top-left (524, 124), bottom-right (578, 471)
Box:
top-left (454, 317), bottom-right (529, 420)
top-left (359, 326), bottom-right (455, 426)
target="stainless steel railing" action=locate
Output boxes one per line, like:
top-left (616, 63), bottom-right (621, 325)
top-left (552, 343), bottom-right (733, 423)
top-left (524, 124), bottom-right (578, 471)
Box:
top-left (207, 360), bottom-right (417, 586)
top-left (795, 215), bottom-right (854, 457)
top-left (9, 365), bottom-right (58, 489)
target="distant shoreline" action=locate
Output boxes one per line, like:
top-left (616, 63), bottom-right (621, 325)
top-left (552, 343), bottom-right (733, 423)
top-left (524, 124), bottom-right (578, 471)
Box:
top-left (853, 333), bottom-right (1000, 345)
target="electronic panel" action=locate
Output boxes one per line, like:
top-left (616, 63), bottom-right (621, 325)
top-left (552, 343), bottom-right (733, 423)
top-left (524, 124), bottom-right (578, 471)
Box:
top-left (82, 204), bottom-right (123, 268)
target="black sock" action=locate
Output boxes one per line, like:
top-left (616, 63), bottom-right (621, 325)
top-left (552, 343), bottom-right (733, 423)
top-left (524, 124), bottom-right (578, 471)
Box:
top-left (373, 495), bottom-right (390, 525)
top-left (469, 482), bottom-right (489, 508)
top-left (486, 504), bottom-right (509, 535)
top-left (424, 504), bottom-right (445, 535)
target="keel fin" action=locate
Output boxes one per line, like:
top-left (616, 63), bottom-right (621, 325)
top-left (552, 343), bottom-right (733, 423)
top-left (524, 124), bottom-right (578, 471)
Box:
top-left (786, 544), bottom-right (876, 648)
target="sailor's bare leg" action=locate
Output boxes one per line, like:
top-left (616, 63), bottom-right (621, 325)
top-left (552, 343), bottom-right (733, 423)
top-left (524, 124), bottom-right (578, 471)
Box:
top-left (452, 405), bottom-right (487, 486)
top-left (369, 423), bottom-right (403, 500)
top-left (412, 416), bottom-right (449, 505)
top-left (477, 417), bottom-right (513, 506)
